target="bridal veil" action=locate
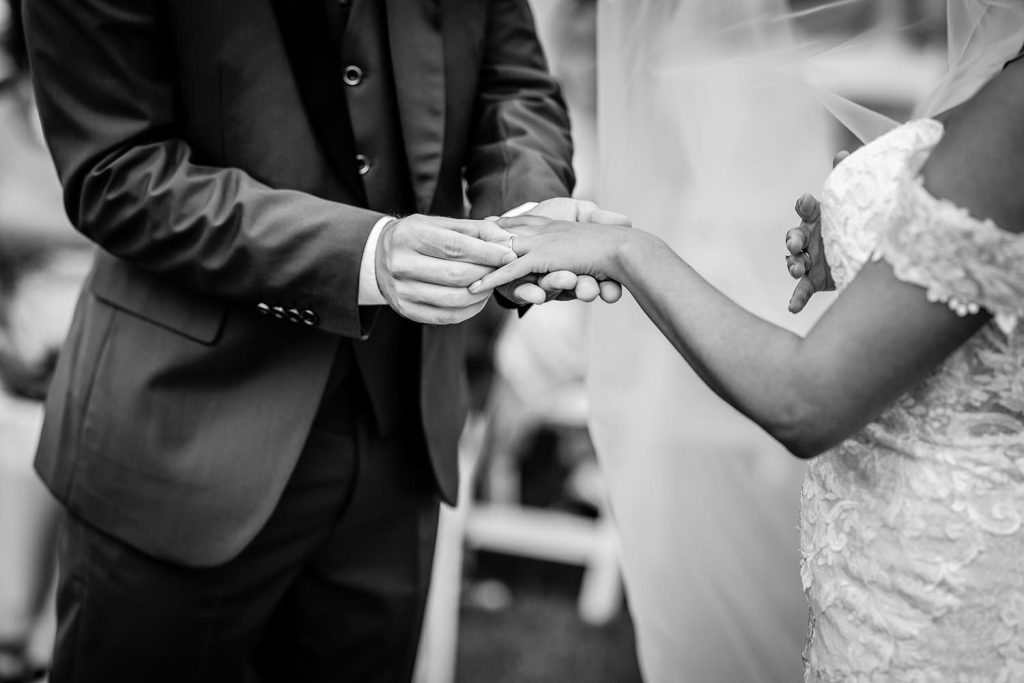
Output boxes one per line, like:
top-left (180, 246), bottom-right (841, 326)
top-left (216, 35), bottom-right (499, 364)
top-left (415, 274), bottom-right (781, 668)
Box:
top-left (591, 3), bottom-right (829, 680)
top-left (589, 1), bottom-right (1024, 681)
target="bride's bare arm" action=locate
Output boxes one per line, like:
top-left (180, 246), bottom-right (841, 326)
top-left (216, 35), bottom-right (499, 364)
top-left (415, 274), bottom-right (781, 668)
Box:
top-left (474, 59), bottom-right (1024, 459)
top-left (616, 241), bottom-right (989, 458)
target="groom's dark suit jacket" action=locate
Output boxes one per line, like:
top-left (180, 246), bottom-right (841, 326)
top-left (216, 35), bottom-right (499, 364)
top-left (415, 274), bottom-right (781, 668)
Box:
top-left (25, 0), bottom-right (573, 566)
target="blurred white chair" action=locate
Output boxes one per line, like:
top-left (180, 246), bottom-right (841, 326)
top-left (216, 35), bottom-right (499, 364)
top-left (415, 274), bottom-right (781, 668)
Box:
top-left (462, 376), bottom-right (621, 627)
top-left (414, 302), bottom-right (622, 683)
top-left (0, 387), bottom-right (58, 672)
top-left (415, 2), bottom-right (613, 677)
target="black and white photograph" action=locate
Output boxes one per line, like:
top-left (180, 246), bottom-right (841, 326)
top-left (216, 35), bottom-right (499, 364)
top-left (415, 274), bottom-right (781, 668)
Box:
top-left (1, 0), bottom-right (1022, 681)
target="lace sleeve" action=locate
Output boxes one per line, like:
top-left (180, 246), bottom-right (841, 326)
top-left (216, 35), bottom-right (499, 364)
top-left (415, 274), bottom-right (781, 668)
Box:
top-left (873, 169), bottom-right (1024, 335)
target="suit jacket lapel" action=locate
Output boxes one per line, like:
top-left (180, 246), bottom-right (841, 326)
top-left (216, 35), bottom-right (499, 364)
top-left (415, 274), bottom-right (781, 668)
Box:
top-left (386, 0), bottom-right (445, 213)
top-left (269, 0), bottom-right (366, 203)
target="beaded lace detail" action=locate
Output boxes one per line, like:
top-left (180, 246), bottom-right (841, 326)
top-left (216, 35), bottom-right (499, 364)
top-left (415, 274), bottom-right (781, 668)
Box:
top-left (802, 119), bottom-right (1024, 682)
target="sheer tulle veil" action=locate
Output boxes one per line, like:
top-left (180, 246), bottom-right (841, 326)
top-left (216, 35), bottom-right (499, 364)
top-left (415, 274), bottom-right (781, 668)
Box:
top-left (917, 0), bottom-right (1024, 115)
top-left (591, 3), bottom-right (828, 681)
top-left (589, 1), bottom-right (1023, 681)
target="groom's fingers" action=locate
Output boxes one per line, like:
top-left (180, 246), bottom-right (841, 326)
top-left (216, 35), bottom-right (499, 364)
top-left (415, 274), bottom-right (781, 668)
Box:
top-left (496, 215), bottom-right (550, 232)
top-left (391, 256), bottom-right (495, 287)
top-left (439, 217), bottom-right (510, 241)
top-left (586, 208), bottom-right (632, 227)
top-left (469, 257), bottom-right (538, 294)
top-left (573, 275), bottom-right (601, 302)
top-left (537, 270), bottom-right (578, 293)
top-left (398, 281), bottom-right (492, 309)
top-left (512, 282), bottom-right (547, 305)
top-left (496, 274), bottom-right (548, 305)
top-left (599, 280), bottom-right (623, 303)
top-left (415, 225), bottom-right (515, 267)
top-left (400, 297), bottom-right (491, 326)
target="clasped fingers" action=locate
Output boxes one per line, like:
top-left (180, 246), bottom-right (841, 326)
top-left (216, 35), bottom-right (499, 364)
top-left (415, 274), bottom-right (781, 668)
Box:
top-left (385, 271), bottom-right (492, 324)
top-left (389, 214), bottom-right (515, 268)
top-left (376, 214), bottom-right (514, 324)
top-left (388, 253), bottom-right (495, 288)
top-left (393, 280), bottom-right (491, 311)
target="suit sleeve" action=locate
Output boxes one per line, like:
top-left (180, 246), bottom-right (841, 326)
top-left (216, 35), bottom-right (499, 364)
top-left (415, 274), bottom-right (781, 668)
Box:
top-left (23, 0), bottom-right (381, 339)
top-left (464, 0), bottom-right (576, 219)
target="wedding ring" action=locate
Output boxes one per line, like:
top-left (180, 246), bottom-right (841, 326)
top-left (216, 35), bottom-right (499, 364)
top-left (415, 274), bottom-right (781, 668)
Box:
top-left (509, 234), bottom-right (518, 256)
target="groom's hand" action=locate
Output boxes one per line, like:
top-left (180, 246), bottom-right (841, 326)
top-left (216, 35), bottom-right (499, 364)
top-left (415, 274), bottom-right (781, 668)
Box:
top-left (375, 214), bottom-right (516, 324)
top-left (496, 198), bottom-right (629, 305)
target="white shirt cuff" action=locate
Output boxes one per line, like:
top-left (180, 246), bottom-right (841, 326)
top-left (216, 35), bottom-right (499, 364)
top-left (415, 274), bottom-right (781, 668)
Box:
top-left (503, 201), bottom-right (539, 218)
top-left (358, 216), bottom-right (394, 307)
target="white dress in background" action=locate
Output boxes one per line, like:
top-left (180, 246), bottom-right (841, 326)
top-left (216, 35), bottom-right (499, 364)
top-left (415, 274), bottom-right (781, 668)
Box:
top-left (802, 117), bottom-right (1024, 681)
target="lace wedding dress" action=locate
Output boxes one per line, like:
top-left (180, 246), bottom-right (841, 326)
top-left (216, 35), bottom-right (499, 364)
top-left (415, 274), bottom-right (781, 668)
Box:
top-left (801, 117), bottom-right (1024, 681)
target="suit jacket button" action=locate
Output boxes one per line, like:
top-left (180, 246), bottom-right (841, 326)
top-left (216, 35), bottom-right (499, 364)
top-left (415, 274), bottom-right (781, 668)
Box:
top-left (257, 302), bottom-right (271, 315)
top-left (286, 307), bottom-right (303, 324)
top-left (271, 305), bottom-right (287, 320)
top-left (355, 154), bottom-right (371, 176)
top-left (300, 308), bottom-right (319, 327)
top-left (343, 65), bottom-right (363, 86)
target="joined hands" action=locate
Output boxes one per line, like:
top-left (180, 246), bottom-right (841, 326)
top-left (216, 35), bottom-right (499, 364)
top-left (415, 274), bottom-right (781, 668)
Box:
top-left (374, 198), bottom-right (629, 325)
top-left (497, 198), bottom-right (628, 306)
top-left (454, 150), bottom-right (853, 315)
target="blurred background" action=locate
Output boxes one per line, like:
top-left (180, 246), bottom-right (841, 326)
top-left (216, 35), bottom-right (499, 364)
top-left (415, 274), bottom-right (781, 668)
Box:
top-left (0, 1), bottom-right (948, 682)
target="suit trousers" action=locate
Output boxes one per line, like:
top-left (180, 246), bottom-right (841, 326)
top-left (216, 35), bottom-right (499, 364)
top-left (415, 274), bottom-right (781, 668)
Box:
top-left (48, 408), bottom-right (441, 683)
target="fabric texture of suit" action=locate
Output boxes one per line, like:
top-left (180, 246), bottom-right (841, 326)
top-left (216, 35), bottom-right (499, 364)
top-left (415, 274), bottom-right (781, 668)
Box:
top-left (25, 0), bottom-right (574, 567)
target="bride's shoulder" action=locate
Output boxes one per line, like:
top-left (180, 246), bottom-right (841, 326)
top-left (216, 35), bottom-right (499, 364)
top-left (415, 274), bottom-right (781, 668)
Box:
top-left (818, 118), bottom-right (945, 289)
top-left (822, 118), bottom-right (945, 216)
top-left (919, 60), bottom-right (1024, 236)
top-left (873, 64), bottom-right (1024, 329)
top-left (852, 118), bottom-right (945, 165)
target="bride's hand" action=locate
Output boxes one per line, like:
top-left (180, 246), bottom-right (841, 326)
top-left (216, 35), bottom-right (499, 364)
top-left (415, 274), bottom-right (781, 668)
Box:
top-left (517, 198), bottom-right (629, 304)
top-left (467, 216), bottom-right (637, 296)
top-left (785, 151), bottom-right (846, 313)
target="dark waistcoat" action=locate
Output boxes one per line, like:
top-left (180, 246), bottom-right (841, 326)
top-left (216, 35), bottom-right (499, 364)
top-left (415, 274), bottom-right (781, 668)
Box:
top-left (315, 0), bottom-right (422, 436)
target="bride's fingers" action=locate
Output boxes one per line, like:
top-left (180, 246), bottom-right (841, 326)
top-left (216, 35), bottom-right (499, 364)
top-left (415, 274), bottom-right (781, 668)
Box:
top-left (598, 280), bottom-right (623, 303)
top-left (469, 255), bottom-right (540, 294)
top-left (788, 277), bottom-right (815, 314)
top-left (794, 193), bottom-right (820, 224)
top-left (787, 252), bottom-right (810, 279)
top-left (786, 226), bottom-right (809, 254)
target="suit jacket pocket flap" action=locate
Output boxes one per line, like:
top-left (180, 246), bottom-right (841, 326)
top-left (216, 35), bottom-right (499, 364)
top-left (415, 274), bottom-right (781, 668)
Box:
top-left (89, 253), bottom-right (228, 345)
